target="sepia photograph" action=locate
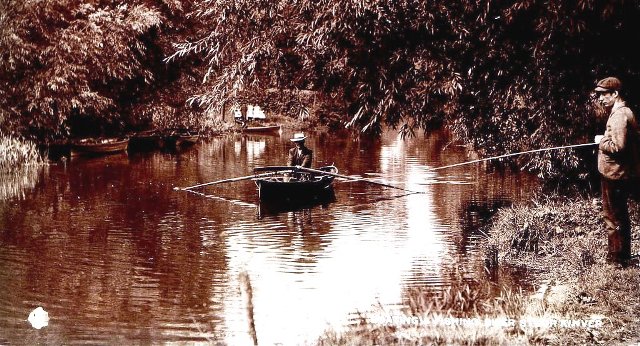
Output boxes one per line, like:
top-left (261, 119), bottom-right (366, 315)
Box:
top-left (1, 1), bottom-right (640, 345)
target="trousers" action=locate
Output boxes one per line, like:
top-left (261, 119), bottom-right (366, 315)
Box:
top-left (601, 178), bottom-right (632, 263)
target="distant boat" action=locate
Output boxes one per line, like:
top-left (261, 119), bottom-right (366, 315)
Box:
top-left (129, 130), bottom-right (163, 151)
top-left (241, 124), bottom-right (281, 133)
top-left (70, 137), bottom-right (129, 156)
top-left (163, 129), bottom-right (199, 148)
top-left (232, 103), bottom-right (280, 134)
top-left (253, 165), bottom-right (337, 202)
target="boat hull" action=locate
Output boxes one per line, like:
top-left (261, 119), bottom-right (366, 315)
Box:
top-left (163, 129), bottom-right (199, 148)
top-left (257, 189), bottom-right (336, 217)
top-left (70, 138), bottom-right (129, 156)
top-left (129, 130), bottom-right (163, 151)
top-left (242, 125), bottom-right (281, 133)
top-left (254, 166), bottom-right (337, 202)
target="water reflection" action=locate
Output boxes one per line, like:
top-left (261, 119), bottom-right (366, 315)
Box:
top-left (0, 129), bottom-right (539, 344)
top-left (257, 189), bottom-right (336, 219)
top-left (0, 165), bottom-right (46, 200)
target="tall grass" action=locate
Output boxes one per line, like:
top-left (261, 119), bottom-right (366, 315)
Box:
top-left (480, 194), bottom-right (640, 345)
top-left (0, 135), bottom-right (43, 173)
top-left (317, 278), bottom-right (580, 345)
top-left (0, 135), bottom-right (45, 200)
top-left (318, 193), bottom-right (639, 345)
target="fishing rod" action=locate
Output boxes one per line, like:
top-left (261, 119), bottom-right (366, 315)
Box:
top-left (430, 142), bottom-right (597, 171)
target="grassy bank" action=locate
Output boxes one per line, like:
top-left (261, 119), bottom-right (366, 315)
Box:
top-left (484, 194), bottom-right (640, 345)
top-left (316, 194), bottom-right (640, 345)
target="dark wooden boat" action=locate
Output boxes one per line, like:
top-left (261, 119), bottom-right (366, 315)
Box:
top-left (242, 124), bottom-right (281, 133)
top-left (174, 133), bottom-right (199, 146)
top-left (163, 129), bottom-right (199, 148)
top-left (253, 165), bottom-right (338, 202)
top-left (70, 137), bottom-right (129, 156)
top-left (129, 130), bottom-right (163, 151)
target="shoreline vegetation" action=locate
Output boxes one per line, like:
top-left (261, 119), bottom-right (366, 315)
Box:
top-left (316, 193), bottom-right (640, 345)
top-left (0, 135), bottom-right (46, 200)
top-left (0, 136), bottom-right (43, 173)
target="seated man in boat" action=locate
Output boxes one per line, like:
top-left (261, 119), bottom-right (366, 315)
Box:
top-left (288, 132), bottom-right (313, 168)
top-left (287, 133), bottom-right (313, 181)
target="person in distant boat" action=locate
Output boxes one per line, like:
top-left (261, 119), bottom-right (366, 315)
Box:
top-left (288, 132), bottom-right (313, 168)
top-left (593, 76), bottom-right (640, 266)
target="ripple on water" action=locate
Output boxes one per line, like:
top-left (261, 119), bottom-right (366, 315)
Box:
top-left (0, 130), bottom-right (540, 344)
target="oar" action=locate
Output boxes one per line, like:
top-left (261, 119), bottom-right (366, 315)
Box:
top-left (174, 170), bottom-right (293, 191)
top-left (254, 166), bottom-right (305, 173)
top-left (182, 188), bottom-right (257, 208)
top-left (294, 166), bottom-right (425, 194)
top-left (430, 143), bottom-right (597, 171)
top-left (255, 166), bottom-right (361, 179)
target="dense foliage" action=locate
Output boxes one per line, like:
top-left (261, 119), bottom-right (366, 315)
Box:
top-left (172, 0), bottom-right (640, 178)
top-left (2, 1), bottom-right (639, 178)
top-left (0, 0), bottom-right (203, 142)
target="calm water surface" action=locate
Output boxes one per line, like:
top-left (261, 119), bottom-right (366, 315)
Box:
top-left (0, 129), bottom-right (539, 345)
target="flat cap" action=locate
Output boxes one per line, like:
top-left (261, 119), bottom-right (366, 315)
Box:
top-left (595, 77), bottom-right (622, 92)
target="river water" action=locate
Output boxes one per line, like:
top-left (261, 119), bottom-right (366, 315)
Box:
top-left (0, 129), bottom-right (539, 345)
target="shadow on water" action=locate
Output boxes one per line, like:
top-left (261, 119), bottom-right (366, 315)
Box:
top-left (459, 198), bottom-right (512, 235)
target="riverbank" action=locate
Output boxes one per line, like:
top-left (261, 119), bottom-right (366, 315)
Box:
top-left (316, 193), bottom-right (640, 345)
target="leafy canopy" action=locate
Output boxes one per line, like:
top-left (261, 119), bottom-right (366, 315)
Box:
top-left (173, 0), bottom-right (640, 178)
top-left (0, 0), bottom-right (194, 140)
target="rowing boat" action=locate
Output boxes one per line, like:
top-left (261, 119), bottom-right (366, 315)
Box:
top-left (253, 165), bottom-right (338, 202)
top-left (70, 137), bottom-right (129, 156)
top-left (242, 124), bottom-right (281, 133)
top-left (129, 130), bottom-right (163, 151)
top-left (163, 129), bottom-right (199, 148)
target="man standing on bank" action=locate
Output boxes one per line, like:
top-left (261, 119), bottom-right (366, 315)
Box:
top-left (594, 76), bottom-right (640, 266)
top-left (288, 132), bottom-right (313, 168)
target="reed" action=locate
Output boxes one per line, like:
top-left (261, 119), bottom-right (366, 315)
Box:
top-left (0, 135), bottom-right (43, 173)
top-left (0, 135), bottom-right (45, 200)
top-left (239, 270), bottom-right (258, 346)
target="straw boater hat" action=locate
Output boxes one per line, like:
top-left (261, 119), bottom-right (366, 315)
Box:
top-left (290, 133), bottom-right (306, 142)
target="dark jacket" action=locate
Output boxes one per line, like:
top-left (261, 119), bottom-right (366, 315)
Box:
top-left (288, 146), bottom-right (313, 168)
top-left (598, 103), bottom-right (640, 180)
